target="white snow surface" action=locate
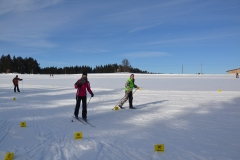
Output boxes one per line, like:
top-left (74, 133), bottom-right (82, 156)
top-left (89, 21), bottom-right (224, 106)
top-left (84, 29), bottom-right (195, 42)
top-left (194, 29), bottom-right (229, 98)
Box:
top-left (0, 74), bottom-right (240, 160)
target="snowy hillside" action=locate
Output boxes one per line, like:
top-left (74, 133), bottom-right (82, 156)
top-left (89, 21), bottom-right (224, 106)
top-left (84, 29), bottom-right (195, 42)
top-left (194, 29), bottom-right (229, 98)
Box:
top-left (0, 74), bottom-right (240, 160)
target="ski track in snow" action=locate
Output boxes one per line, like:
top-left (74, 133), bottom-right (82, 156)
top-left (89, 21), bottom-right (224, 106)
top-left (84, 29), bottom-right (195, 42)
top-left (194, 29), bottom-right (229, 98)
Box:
top-left (0, 74), bottom-right (240, 160)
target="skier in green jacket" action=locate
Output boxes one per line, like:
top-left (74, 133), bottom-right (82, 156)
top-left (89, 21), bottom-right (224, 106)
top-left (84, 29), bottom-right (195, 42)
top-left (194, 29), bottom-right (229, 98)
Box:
top-left (118, 74), bottom-right (139, 109)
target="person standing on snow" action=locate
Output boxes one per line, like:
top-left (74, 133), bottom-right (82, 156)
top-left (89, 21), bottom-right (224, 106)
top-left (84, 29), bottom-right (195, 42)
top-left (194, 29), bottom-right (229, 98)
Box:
top-left (118, 74), bottom-right (139, 109)
top-left (74, 72), bottom-right (94, 120)
top-left (12, 75), bottom-right (23, 92)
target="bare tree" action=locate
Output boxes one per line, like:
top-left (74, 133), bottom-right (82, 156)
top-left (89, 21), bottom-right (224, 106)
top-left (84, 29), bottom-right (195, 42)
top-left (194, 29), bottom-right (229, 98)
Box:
top-left (122, 59), bottom-right (130, 72)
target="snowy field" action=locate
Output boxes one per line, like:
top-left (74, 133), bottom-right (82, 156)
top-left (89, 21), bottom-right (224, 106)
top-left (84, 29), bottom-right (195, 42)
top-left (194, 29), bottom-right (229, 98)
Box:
top-left (0, 73), bottom-right (240, 160)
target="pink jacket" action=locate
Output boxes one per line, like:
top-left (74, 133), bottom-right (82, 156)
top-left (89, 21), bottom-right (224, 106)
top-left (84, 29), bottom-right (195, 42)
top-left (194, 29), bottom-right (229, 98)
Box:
top-left (74, 79), bottom-right (93, 96)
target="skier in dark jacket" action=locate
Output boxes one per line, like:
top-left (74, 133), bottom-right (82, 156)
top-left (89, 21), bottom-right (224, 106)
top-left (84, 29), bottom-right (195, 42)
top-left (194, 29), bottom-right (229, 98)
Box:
top-left (74, 72), bottom-right (94, 120)
top-left (118, 74), bottom-right (139, 109)
top-left (12, 75), bottom-right (23, 92)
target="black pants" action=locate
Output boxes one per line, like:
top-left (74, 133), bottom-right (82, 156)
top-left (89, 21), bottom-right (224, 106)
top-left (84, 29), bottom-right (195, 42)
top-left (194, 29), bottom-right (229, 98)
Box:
top-left (14, 85), bottom-right (20, 92)
top-left (128, 91), bottom-right (133, 107)
top-left (74, 96), bottom-right (87, 118)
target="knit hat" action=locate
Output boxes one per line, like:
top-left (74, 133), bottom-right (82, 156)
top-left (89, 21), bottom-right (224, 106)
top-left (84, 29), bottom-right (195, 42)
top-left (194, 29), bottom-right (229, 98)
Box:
top-left (82, 71), bottom-right (87, 76)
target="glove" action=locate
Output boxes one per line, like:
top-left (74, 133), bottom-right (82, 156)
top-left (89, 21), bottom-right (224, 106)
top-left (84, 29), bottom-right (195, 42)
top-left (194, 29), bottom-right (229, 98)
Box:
top-left (91, 93), bottom-right (94, 97)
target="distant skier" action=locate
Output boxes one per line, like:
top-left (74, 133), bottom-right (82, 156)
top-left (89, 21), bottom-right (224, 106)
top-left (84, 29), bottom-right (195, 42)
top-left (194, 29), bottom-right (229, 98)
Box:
top-left (118, 74), bottom-right (139, 109)
top-left (236, 73), bottom-right (239, 78)
top-left (74, 71), bottom-right (94, 120)
top-left (12, 75), bottom-right (23, 92)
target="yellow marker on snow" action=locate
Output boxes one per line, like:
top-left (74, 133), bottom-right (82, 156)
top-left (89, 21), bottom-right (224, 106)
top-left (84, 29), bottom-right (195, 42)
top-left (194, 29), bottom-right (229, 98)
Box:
top-left (154, 144), bottom-right (164, 152)
top-left (13, 97), bottom-right (16, 100)
top-left (74, 132), bottom-right (82, 140)
top-left (218, 90), bottom-right (222, 92)
top-left (114, 106), bottom-right (119, 110)
top-left (20, 122), bottom-right (26, 127)
top-left (4, 152), bottom-right (14, 160)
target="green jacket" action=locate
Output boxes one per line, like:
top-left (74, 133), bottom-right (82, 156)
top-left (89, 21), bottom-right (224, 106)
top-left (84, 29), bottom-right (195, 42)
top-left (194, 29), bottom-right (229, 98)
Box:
top-left (125, 78), bottom-right (137, 91)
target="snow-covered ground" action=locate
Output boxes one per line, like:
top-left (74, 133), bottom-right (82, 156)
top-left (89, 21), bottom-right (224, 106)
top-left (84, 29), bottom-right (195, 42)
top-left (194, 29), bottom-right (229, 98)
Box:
top-left (0, 73), bottom-right (240, 160)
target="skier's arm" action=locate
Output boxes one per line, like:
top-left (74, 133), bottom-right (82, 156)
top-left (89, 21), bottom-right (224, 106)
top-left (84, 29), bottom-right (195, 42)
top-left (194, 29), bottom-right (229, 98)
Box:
top-left (125, 81), bottom-right (132, 92)
top-left (86, 82), bottom-right (92, 94)
top-left (74, 81), bottom-right (81, 88)
top-left (74, 83), bottom-right (78, 89)
top-left (74, 78), bottom-right (85, 88)
top-left (86, 82), bottom-right (94, 97)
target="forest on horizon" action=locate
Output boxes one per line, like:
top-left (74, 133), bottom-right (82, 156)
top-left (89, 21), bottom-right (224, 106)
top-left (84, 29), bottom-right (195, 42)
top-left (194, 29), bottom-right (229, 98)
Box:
top-left (0, 54), bottom-right (151, 74)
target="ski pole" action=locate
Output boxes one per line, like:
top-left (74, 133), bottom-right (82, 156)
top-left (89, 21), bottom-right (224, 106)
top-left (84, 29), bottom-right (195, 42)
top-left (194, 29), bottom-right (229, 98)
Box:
top-left (9, 85), bottom-right (13, 90)
top-left (87, 97), bottom-right (94, 116)
top-left (22, 80), bottom-right (24, 92)
top-left (132, 88), bottom-right (138, 94)
top-left (8, 85), bottom-right (13, 92)
top-left (87, 97), bottom-right (92, 107)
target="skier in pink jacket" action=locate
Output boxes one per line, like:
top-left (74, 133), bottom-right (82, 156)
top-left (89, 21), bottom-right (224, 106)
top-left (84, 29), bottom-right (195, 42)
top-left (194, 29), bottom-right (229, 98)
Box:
top-left (74, 72), bottom-right (94, 120)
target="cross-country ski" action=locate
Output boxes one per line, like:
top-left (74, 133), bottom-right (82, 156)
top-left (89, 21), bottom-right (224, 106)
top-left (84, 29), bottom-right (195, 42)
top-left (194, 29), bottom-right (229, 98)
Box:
top-left (80, 118), bottom-right (95, 127)
top-left (72, 115), bottom-right (86, 124)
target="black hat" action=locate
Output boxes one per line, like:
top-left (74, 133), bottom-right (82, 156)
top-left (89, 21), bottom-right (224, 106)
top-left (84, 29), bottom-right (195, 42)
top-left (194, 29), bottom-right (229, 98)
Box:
top-left (82, 71), bottom-right (87, 76)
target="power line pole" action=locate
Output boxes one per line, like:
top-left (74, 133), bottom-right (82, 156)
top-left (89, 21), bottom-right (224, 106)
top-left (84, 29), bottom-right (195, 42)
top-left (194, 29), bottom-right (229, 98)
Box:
top-left (182, 65), bottom-right (183, 74)
top-left (201, 63), bottom-right (202, 74)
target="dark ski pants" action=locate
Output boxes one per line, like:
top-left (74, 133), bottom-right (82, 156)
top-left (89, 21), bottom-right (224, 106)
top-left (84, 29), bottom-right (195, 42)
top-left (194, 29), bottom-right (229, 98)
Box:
top-left (14, 85), bottom-right (20, 92)
top-left (74, 96), bottom-right (87, 119)
top-left (119, 91), bottom-right (133, 107)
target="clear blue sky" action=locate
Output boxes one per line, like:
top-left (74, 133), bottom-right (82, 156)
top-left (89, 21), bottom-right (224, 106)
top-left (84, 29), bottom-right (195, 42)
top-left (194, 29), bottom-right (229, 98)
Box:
top-left (0, 0), bottom-right (239, 74)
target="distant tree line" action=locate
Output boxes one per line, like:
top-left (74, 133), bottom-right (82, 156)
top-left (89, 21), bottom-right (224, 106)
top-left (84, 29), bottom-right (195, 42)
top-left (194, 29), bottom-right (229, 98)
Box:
top-left (0, 54), bottom-right (41, 74)
top-left (0, 54), bottom-right (149, 74)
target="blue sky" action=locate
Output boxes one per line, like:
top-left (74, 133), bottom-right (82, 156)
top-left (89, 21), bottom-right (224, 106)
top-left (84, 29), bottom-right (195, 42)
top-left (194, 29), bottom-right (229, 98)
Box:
top-left (0, 0), bottom-right (239, 74)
